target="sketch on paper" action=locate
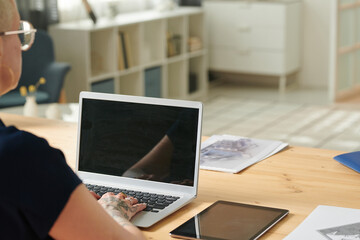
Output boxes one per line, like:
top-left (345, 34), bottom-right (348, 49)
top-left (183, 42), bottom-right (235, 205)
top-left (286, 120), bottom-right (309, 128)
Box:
top-left (200, 139), bottom-right (258, 165)
top-left (318, 222), bottom-right (360, 240)
top-left (199, 134), bottom-right (288, 173)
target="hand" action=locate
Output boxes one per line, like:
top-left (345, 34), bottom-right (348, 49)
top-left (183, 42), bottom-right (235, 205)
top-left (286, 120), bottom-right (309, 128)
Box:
top-left (98, 192), bottom-right (146, 221)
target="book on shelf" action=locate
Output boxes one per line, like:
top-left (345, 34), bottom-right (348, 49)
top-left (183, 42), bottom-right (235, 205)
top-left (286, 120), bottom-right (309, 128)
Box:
top-left (200, 134), bottom-right (288, 173)
top-left (117, 31), bottom-right (133, 70)
top-left (123, 32), bottom-right (133, 68)
top-left (117, 32), bottom-right (125, 70)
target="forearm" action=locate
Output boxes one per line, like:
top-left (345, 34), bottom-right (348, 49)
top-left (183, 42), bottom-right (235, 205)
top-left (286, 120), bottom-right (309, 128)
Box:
top-left (50, 184), bottom-right (145, 240)
top-left (111, 215), bottom-right (145, 239)
top-left (103, 203), bottom-right (145, 239)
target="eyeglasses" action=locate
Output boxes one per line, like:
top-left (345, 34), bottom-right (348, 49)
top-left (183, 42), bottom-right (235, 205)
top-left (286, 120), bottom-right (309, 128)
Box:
top-left (0, 21), bottom-right (37, 51)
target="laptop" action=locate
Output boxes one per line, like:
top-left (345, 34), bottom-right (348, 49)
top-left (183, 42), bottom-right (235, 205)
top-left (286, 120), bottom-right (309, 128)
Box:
top-left (75, 91), bottom-right (203, 228)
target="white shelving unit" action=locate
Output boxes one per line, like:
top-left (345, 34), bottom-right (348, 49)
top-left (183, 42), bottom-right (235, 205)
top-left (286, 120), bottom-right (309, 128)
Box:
top-left (49, 7), bottom-right (207, 102)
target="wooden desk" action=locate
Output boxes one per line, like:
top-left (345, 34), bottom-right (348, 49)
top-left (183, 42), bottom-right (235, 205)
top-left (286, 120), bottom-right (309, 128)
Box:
top-left (2, 113), bottom-right (360, 240)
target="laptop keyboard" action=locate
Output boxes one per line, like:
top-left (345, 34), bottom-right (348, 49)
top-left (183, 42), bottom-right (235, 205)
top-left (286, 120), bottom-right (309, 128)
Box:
top-left (85, 183), bottom-right (180, 213)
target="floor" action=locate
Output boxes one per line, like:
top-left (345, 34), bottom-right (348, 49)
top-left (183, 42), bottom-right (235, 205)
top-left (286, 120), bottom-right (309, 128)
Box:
top-left (202, 81), bottom-right (360, 152)
top-left (2, 81), bottom-right (359, 152)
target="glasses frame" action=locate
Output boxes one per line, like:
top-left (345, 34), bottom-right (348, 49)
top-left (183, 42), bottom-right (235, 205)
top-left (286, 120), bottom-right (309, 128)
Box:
top-left (0, 21), bottom-right (37, 51)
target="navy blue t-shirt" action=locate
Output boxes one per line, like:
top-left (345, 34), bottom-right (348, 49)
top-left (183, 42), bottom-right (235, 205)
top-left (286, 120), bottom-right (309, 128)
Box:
top-left (0, 119), bottom-right (82, 239)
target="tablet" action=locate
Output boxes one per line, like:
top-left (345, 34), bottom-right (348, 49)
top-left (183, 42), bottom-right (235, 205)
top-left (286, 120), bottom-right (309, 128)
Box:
top-left (169, 201), bottom-right (289, 240)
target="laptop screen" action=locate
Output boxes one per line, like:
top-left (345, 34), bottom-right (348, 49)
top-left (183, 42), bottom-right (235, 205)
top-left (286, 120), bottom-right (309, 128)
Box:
top-left (78, 98), bottom-right (199, 187)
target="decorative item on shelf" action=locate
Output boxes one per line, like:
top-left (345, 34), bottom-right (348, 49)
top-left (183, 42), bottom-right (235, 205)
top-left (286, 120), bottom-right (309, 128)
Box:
top-left (19, 77), bottom-right (46, 117)
top-left (188, 36), bottom-right (202, 52)
top-left (106, 0), bottom-right (119, 19)
top-left (167, 32), bottom-right (182, 57)
top-left (82, 0), bottom-right (97, 24)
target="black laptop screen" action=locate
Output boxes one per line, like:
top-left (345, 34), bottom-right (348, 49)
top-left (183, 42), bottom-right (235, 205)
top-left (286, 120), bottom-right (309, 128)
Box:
top-left (78, 98), bottom-right (199, 186)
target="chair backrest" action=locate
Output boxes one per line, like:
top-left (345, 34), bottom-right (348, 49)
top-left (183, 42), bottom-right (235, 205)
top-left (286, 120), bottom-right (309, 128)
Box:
top-left (15, 30), bottom-right (55, 90)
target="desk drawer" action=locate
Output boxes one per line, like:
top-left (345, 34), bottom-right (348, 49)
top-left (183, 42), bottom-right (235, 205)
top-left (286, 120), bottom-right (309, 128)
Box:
top-left (209, 48), bottom-right (286, 75)
top-left (210, 27), bottom-right (285, 50)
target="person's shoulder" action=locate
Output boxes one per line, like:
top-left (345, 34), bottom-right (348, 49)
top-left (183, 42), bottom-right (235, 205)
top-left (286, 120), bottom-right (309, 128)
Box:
top-left (0, 125), bottom-right (51, 155)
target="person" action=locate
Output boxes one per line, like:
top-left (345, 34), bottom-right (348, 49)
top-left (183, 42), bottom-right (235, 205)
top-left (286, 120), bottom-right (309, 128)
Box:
top-left (0, 0), bottom-right (146, 239)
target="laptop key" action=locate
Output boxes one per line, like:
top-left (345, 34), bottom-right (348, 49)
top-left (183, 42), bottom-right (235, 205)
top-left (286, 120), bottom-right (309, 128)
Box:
top-left (144, 206), bottom-right (153, 212)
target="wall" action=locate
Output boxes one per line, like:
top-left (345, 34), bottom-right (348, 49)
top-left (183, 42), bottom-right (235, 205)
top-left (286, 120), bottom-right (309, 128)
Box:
top-left (299, 0), bottom-right (332, 89)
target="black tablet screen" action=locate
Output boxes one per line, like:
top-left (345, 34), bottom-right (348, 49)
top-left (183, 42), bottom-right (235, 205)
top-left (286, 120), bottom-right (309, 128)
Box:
top-left (170, 201), bottom-right (289, 240)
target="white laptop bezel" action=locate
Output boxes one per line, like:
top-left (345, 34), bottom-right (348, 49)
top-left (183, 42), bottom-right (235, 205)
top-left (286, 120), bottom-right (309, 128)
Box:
top-left (75, 91), bottom-right (203, 196)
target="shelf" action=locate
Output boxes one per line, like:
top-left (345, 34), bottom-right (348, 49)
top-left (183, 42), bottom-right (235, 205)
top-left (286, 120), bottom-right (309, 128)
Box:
top-left (167, 61), bottom-right (186, 99)
top-left (167, 16), bottom-right (185, 57)
top-left (188, 49), bottom-right (207, 58)
top-left (188, 13), bottom-right (204, 53)
top-left (49, 7), bottom-right (207, 102)
top-left (117, 66), bottom-right (141, 77)
top-left (90, 29), bottom-right (116, 77)
top-left (189, 56), bottom-right (205, 95)
top-left (142, 20), bottom-right (165, 65)
top-left (90, 72), bottom-right (117, 83)
top-left (167, 54), bottom-right (186, 64)
top-left (142, 60), bottom-right (165, 69)
top-left (118, 72), bottom-right (142, 96)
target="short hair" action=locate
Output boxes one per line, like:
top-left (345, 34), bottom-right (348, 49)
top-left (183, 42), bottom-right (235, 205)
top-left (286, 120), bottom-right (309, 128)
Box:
top-left (0, 0), bottom-right (14, 32)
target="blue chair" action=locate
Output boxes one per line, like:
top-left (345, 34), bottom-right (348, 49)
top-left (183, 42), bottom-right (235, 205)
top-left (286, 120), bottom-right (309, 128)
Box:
top-left (0, 30), bottom-right (71, 108)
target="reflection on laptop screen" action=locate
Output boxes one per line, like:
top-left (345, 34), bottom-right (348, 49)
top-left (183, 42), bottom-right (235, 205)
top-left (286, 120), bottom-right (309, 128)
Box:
top-left (79, 98), bottom-right (199, 187)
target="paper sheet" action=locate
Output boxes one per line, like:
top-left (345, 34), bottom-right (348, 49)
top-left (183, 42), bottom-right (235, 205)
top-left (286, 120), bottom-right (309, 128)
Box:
top-left (200, 134), bottom-right (288, 173)
top-left (284, 205), bottom-right (360, 240)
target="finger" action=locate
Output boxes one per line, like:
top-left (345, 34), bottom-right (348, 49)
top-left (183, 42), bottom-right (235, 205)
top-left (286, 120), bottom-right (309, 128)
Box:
top-left (134, 203), bottom-right (147, 213)
top-left (103, 192), bottom-right (115, 197)
top-left (117, 192), bottom-right (127, 199)
top-left (131, 197), bottom-right (139, 204)
top-left (125, 197), bottom-right (135, 205)
top-left (89, 191), bottom-right (101, 200)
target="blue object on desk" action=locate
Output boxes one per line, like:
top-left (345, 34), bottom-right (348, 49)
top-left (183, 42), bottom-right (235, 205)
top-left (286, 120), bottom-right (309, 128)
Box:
top-left (334, 151), bottom-right (360, 173)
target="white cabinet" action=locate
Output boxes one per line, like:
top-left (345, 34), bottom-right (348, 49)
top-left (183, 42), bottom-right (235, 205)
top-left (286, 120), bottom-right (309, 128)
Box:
top-left (49, 7), bottom-right (207, 102)
top-left (204, 0), bottom-right (302, 91)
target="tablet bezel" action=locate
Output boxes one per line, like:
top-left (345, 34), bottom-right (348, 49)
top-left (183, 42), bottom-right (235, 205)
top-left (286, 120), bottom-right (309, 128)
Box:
top-left (169, 200), bottom-right (289, 240)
